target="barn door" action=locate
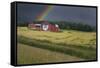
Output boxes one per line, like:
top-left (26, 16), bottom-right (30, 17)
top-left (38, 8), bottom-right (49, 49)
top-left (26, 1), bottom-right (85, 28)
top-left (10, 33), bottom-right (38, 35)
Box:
top-left (42, 24), bottom-right (49, 31)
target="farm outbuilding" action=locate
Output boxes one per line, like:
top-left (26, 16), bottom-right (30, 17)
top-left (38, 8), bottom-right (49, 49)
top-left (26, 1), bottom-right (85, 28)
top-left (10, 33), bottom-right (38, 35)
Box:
top-left (28, 21), bottom-right (60, 32)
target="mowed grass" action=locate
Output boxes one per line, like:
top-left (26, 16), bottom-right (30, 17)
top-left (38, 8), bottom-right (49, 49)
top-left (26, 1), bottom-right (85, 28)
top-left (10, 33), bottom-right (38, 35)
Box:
top-left (17, 43), bottom-right (83, 64)
top-left (17, 27), bottom-right (96, 64)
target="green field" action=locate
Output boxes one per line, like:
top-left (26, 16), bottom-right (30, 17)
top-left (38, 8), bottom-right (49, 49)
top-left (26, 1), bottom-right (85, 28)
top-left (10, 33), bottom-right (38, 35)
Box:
top-left (17, 27), bottom-right (96, 65)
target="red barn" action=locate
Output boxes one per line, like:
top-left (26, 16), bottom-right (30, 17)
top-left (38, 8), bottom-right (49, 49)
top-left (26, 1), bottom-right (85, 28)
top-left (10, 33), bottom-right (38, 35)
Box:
top-left (28, 21), bottom-right (60, 32)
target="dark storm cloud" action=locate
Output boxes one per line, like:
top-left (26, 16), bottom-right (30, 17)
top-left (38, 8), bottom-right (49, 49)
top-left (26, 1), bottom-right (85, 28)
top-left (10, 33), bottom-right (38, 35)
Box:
top-left (17, 3), bottom-right (96, 26)
top-left (44, 6), bottom-right (96, 26)
top-left (17, 3), bottom-right (47, 23)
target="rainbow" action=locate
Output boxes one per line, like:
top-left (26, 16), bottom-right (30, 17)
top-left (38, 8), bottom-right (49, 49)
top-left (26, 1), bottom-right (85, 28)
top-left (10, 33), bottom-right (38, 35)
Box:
top-left (36, 6), bottom-right (53, 21)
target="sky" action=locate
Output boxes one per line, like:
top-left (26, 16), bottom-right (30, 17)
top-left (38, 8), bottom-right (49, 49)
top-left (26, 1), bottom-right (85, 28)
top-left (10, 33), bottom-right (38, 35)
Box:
top-left (17, 3), bottom-right (96, 26)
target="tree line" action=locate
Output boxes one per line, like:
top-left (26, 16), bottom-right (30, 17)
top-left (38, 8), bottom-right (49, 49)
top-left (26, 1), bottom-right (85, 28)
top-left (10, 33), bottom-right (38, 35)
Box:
top-left (51, 21), bottom-right (96, 32)
top-left (17, 21), bottom-right (96, 32)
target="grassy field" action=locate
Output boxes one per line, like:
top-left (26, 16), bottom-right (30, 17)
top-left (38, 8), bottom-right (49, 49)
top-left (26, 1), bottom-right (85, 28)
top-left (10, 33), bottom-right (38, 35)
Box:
top-left (18, 43), bottom-right (83, 64)
top-left (17, 27), bottom-right (96, 65)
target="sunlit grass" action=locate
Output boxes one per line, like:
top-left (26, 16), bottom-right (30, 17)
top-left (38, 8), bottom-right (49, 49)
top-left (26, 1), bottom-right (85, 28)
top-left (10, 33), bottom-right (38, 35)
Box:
top-left (18, 35), bottom-right (96, 59)
top-left (17, 27), bottom-right (96, 64)
top-left (17, 27), bottom-right (96, 47)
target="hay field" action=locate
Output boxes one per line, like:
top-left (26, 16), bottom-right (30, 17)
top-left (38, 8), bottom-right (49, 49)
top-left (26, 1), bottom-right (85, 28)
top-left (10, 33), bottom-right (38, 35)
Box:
top-left (17, 43), bottom-right (83, 64)
top-left (17, 27), bottom-right (96, 64)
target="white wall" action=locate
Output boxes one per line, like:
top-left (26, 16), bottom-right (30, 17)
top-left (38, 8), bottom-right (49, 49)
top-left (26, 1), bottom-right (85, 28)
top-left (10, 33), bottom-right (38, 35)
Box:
top-left (0, 0), bottom-right (99, 68)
